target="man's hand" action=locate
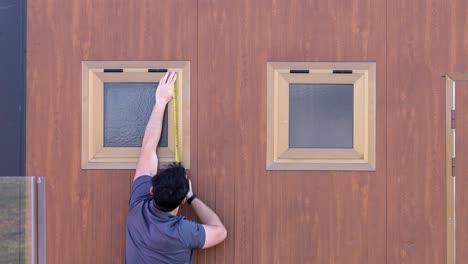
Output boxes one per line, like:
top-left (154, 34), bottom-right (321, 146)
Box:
top-left (156, 72), bottom-right (176, 104)
top-left (186, 177), bottom-right (194, 199)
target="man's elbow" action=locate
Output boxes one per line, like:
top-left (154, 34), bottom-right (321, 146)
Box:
top-left (202, 225), bottom-right (228, 249)
top-left (140, 143), bottom-right (156, 154)
top-left (212, 226), bottom-right (227, 246)
top-left (220, 226), bottom-right (227, 241)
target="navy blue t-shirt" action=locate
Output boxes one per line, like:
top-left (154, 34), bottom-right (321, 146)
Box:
top-left (126, 176), bottom-right (205, 264)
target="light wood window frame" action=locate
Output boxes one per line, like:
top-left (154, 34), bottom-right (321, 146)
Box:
top-left (445, 72), bottom-right (468, 264)
top-left (267, 62), bottom-right (376, 171)
top-left (81, 61), bottom-right (190, 169)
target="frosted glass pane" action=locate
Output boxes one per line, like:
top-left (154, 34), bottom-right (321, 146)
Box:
top-left (289, 84), bottom-right (353, 148)
top-left (104, 83), bottom-right (168, 147)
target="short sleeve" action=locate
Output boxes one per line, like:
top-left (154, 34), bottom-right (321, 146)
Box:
top-left (129, 176), bottom-right (152, 207)
top-left (179, 219), bottom-right (206, 249)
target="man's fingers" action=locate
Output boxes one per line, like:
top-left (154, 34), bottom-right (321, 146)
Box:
top-left (172, 72), bottom-right (177, 84)
top-left (168, 72), bottom-right (176, 85)
top-left (160, 72), bottom-right (169, 85)
top-left (158, 72), bottom-right (176, 89)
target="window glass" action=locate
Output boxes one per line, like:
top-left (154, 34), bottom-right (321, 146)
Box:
top-left (289, 84), bottom-right (353, 148)
top-left (104, 83), bottom-right (168, 147)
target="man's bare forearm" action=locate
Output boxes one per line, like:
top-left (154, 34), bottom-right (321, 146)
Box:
top-left (190, 198), bottom-right (225, 227)
top-left (141, 100), bottom-right (167, 151)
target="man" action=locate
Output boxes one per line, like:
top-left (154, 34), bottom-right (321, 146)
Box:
top-left (126, 72), bottom-right (227, 263)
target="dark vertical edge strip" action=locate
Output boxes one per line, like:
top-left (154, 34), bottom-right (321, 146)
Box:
top-left (20, 0), bottom-right (27, 176)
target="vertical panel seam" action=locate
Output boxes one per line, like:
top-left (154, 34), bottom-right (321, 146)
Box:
top-left (385, 0), bottom-right (389, 263)
top-left (196, 0), bottom-right (199, 205)
top-left (195, 0), bottom-right (200, 262)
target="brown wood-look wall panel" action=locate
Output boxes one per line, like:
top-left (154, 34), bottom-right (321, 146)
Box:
top-left (26, 1), bottom-right (198, 263)
top-left (261, 1), bottom-right (387, 263)
top-left (198, 0), bottom-right (386, 263)
top-left (197, 1), bottom-right (243, 262)
top-left (197, 1), bottom-right (268, 263)
top-left (26, 0), bottom-right (468, 263)
top-left (387, 0), bottom-right (467, 263)
top-left (447, 1), bottom-right (468, 71)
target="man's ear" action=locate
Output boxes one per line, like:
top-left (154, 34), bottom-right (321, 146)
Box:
top-left (181, 197), bottom-right (187, 205)
top-left (150, 187), bottom-right (154, 195)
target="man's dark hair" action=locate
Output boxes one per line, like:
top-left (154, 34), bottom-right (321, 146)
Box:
top-left (152, 162), bottom-right (189, 212)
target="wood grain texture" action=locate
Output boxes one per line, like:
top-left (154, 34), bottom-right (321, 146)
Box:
top-left (26, 1), bottom-right (198, 263)
top-left (197, 1), bottom-right (268, 263)
top-left (456, 81), bottom-right (468, 263)
top-left (387, 0), bottom-right (468, 263)
top-left (26, 0), bottom-right (468, 263)
top-left (260, 1), bottom-right (387, 263)
top-left (198, 0), bottom-right (386, 263)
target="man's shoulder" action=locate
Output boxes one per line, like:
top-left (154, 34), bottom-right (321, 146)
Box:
top-left (133, 175), bottom-right (152, 186)
top-left (129, 176), bottom-right (152, 207)
top-left (127, 199), bottom-right (148, 221)
top-left (176, 217), bottom-right (206, 249)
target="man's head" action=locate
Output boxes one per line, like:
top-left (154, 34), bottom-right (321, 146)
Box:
top-left (151, 162), bottom-right (189, 212)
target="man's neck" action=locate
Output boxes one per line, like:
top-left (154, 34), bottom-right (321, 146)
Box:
top-left (168, 207), bottom-right (179, 216)
top-left (153, 200), bottom-right (179, 216)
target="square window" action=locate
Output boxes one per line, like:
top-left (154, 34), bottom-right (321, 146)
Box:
top-left (81, 61), bottom-right (190, 169)
top-left (267, 62), bottom-right (376, 171)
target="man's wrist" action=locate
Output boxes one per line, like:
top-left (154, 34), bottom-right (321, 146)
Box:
top-left (156, 98), bottom-right (170, 106)
top-left (187, 193), bottom-right (198, 205)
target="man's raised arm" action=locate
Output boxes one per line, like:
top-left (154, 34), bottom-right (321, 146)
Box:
top-left (134, 72), bottom-right (176, 180)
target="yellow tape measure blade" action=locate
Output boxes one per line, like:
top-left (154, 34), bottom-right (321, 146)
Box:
top-left (173, 79), bottom-right (180, 162)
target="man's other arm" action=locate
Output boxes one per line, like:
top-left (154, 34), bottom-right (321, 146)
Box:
top-left (134, 72), bottom-right (176, 180)
top-left (187, 180), bottom-right (227, 248)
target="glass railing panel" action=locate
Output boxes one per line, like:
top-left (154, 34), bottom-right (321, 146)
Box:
top-left (0, 177), bottom-right (45, 264)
